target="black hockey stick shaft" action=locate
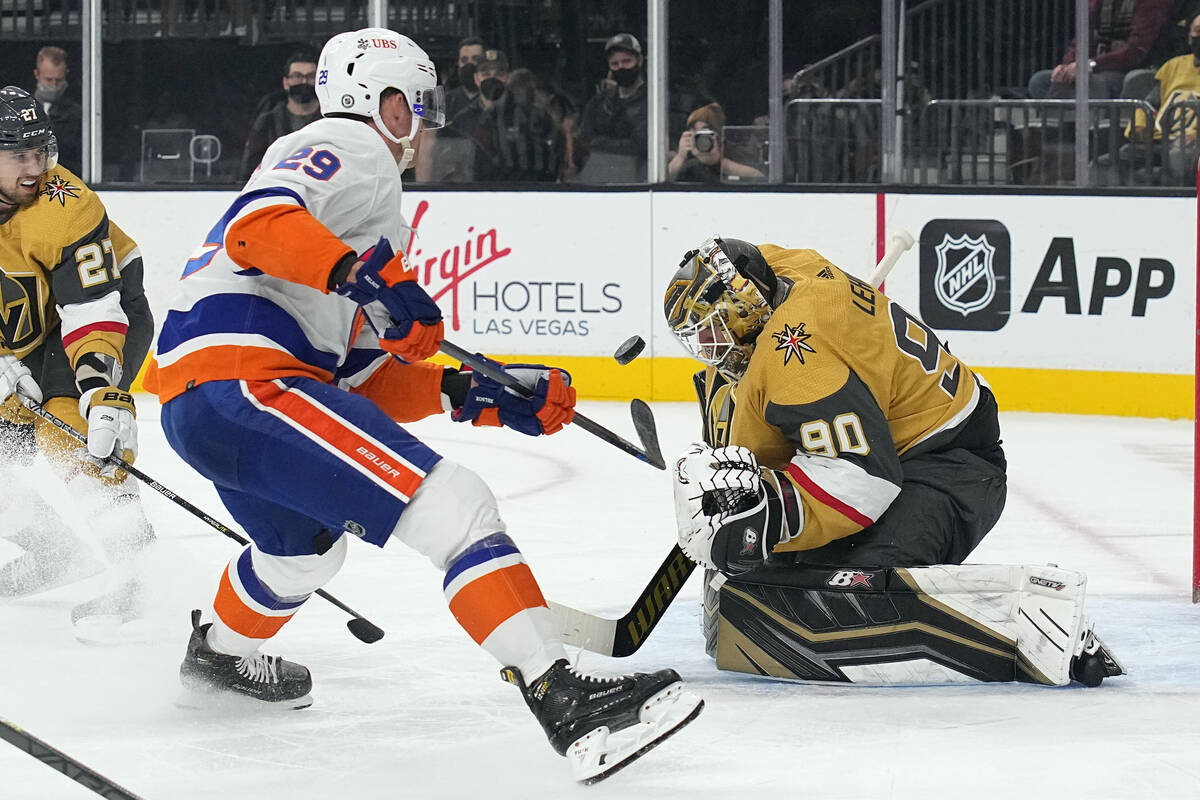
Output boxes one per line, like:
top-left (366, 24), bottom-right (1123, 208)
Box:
top-left (440, 338), bottom-right (666, 469)
top-left (0, 717), bottom-right (144, 800)
top-left (21, 401), bottom-right (385, 644)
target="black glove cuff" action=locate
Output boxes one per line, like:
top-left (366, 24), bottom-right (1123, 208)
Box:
top-left (440, 367), bottom-right (473, 411)
top-left (327, 251), bottom-right (359, 291)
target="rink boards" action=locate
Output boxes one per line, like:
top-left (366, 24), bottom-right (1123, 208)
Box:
top-left (103, 189), bottom-right (1196, 418)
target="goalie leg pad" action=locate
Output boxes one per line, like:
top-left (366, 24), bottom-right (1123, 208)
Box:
top-left (712, 562), bottom-right (1117, 686)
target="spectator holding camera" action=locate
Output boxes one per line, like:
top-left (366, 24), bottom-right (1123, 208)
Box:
top-left (575, 33), bottom-right (648, 182)
top-left (667, 102), bottom-right (765, 183)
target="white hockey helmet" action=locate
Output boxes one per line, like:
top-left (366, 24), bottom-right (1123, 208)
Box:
top-left (316, 28), bottom-right (445, 163)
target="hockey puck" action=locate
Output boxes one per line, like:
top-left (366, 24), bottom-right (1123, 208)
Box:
top-left (614, 335), bottom-right (646, 365)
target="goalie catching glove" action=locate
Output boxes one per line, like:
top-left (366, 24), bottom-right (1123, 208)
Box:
top-left (672, 443), bottom-right (803, 575)
top-left (79, 385), bottom-right (137, 480)
top-left (447, 363), bottom-right (576, 436)
top-left (335, 236), bottom-right (443, 363)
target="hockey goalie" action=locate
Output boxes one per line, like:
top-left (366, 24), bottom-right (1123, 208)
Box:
top-left (663, 235), bottom-right (1124, 688)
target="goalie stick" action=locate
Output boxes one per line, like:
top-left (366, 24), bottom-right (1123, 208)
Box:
top-left (20, 401), bottom-right (386, 645)
top-left (0, 716), bottom-right (144, 800)
top-left (551, 231), bottom-right (916, 656)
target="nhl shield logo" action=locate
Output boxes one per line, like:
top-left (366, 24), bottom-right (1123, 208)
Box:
top-left (919, 219), bottom-right (1010, 331)
top-left (933, 233), bottom-right (995, 316)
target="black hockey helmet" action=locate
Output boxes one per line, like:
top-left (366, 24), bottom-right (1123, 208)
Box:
top-left (0, 85), bottom-right (58, 167)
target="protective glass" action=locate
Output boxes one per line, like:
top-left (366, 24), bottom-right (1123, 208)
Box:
top-left (0, 139), bottom-right (59, 179)
top-left (412, 86), bottom-right (446, 129)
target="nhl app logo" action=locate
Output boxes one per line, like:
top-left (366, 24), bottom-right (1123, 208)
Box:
top-left (919, 219), bottom-right (1010, 331)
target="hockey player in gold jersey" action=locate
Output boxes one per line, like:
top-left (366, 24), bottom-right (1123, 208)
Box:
top-left (667, 236), bottom-right (1005, 570)
top-left (0, 86), bottom-right (156, 636)
top-left (664, 236), bottom-right (1123, 687)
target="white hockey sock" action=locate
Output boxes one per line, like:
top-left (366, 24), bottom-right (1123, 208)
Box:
top-left (479, 606), bottom-right (568, 686)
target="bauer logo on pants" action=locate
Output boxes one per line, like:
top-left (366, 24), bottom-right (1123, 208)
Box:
top-left (919, 219), bottom-right (1011, 331)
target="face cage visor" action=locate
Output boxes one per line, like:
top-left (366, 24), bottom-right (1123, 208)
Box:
top-left (0, 137), bottom-right (58, 180)
top-left (411, 85), bottom-right (446, 130)
top-left (673, 306), bottom-right (750, 380)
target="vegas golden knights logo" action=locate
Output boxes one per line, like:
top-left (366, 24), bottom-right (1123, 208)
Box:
top-left (0, 272), bottom-right (44, 351)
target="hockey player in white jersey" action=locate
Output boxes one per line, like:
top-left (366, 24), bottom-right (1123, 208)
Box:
top-left (146, 28), bottom-right (701, 783)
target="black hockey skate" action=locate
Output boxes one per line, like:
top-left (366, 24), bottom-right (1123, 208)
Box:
top-left (179, 610), bottom-right (313, 709)
top-left (502, 659), bottom-right (703, 784)
top-left (1070, 627), bottom-right (1126, 687)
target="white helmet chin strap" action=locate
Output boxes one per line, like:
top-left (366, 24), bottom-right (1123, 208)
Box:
top-left (370, 102), bottom-right (418, 170)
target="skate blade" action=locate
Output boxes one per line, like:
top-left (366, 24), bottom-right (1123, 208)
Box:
top-left (568, 681), bottom-right (704, 785)
top-left (174, 681), bottom-right (314, 712)
top-left (73, 615), bottom-right (155, 647)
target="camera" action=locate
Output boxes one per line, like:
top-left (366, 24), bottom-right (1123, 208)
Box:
top-left (694, 129), bottom-right (718, 153)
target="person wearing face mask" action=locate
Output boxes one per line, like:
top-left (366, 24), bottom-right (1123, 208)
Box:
top-left (575, 33), bottom-right (648, 182)
top-left (447, 37), bottom-right (486, 119)
top-left (30, 47), bottom-right (82, 174)
top-left (440, 52), bottom-right (561, 182)
top-left (240, 49), bottom-right (323, 181)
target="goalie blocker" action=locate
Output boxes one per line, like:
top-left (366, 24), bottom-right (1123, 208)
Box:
top-left (703, 562), bottom-right (1124, 687)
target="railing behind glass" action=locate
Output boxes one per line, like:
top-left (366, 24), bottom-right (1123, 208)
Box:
top-left (790, 0), bottom-right (1072, 101)
top-left (0, 0), bottom-right (471, 41)
top-left (903, 98), bottom-right (1161, 187)
top-left (785, 98), bottom-right (883, 184)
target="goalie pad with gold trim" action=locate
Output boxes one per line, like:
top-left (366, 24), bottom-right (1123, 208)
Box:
top-left (711, 563), bottom-right (1124, 687)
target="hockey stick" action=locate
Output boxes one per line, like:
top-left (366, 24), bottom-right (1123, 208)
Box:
top-left (20, 401), bottom-right (386, 645)
top-left (439, 338), bottom-right (667, 470)
top-left (0, 716), bottom-right (144, 800)
top-left (551, 231), bottom-right (916, 656)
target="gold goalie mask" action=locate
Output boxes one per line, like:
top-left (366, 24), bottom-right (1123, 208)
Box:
top-left (663, 236), bottom-right (775, 381)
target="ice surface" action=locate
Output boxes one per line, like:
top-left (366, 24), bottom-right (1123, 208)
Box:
top-left (1, 401), bottom-right (1197, 799)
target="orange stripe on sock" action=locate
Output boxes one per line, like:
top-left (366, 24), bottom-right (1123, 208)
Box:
top-left (213, 566), bottom-right (294, 640)
top-left (447, 563), bottom-right (547, 644)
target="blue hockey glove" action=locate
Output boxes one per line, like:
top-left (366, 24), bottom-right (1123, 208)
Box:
top-left (336, 237), bottom-right (443, 362)
top-left (452, 363), bottom-right (576, 436)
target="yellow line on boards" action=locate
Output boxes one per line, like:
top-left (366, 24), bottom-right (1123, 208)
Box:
top-left (128, 358), bottom-right (1193, 419)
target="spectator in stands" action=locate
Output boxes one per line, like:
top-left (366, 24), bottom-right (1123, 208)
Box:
top-left (414, 37), bottom-right (488, 182)
top-left (239, 50), bottom-right (321, 181)
top-left (446, 37), bottom-right (486, 120)
top-left (31, 46), bottom-right (82, 174)
top-left (440, 51), bottom-right (561, 183)
top-left (575, 33), bottom-right (647, 182)
top-left (1028, 0), bottom-right (1174, 99)
top-left (1124, 10), bottom-right (1200, 181)
top-left (666, 103), bottom-right (764, 183)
